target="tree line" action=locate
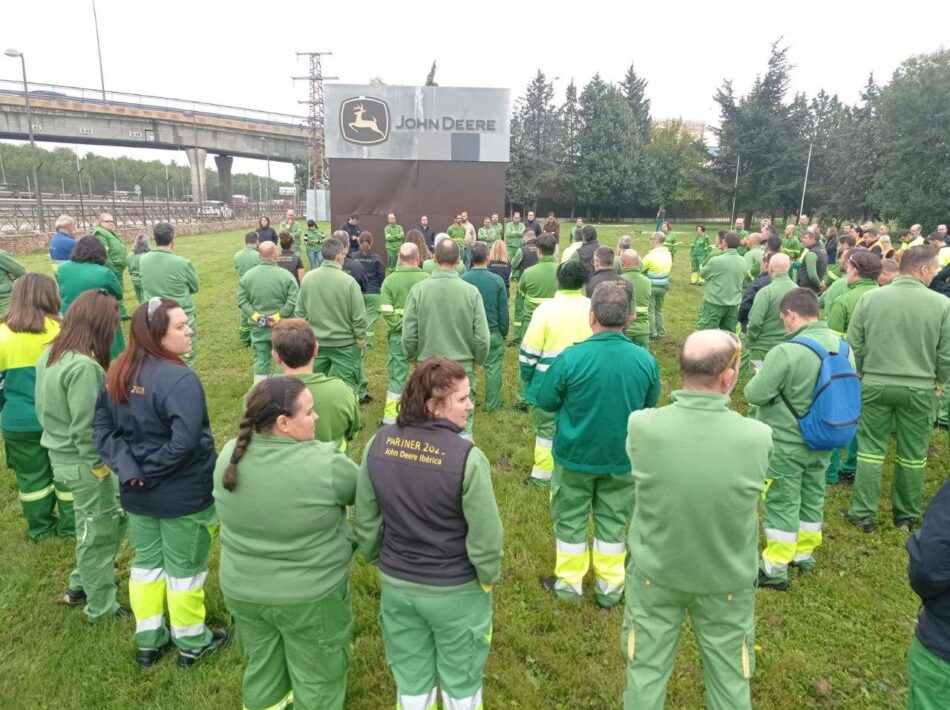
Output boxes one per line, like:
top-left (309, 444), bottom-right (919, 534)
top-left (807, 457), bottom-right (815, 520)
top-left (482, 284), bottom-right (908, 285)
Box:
top-left (507, 44), bottom-right (950, 229)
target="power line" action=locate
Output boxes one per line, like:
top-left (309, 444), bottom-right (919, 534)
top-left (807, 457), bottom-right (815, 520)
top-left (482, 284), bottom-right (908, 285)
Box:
top-left (292, 51), bottom-right (336, 189)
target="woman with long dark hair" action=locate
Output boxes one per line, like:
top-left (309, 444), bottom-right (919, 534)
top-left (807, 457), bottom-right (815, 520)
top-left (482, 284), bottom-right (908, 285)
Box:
top-left (355, 357), bottom-right (503, 709)
top-left (94, 297), bottom-right (227, 667)
top-left (0, 274), bottom-right (68, 541)
top-left (35, 290), bottom-right (127, 617)
top-left (256, 216), bottom-right (278, 244)
top-left (213, 376), bottom-right (359, 710)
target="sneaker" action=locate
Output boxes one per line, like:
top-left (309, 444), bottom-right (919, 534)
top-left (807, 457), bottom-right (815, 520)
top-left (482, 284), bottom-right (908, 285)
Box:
top-left (894, 518), bottom-right (915, 532)
top-left (756, 569), bottom-right (789, 591)
top-left (57, 588), bottom-right (86, 606)
top-left (540, 576), bottom-right (559, 594)
top-left (839, 508), bottom-right (876, 533)
top-left (177, 628), bottom-right (230, 668)
top-left (790, 559), bottom-right (816, 575)
top-left (138, 639), bottom-right (173, 668)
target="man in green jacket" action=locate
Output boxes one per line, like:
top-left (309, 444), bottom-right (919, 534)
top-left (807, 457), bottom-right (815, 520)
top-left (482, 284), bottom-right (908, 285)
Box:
top-left (92, 213), bottom-right (129, 318)
top-left (515, 233), bottom-right (558, 340)
top-left (746, 288), bottom-right (851, 589)
top-left (477, 217), bottom-right (494, 245)
top-left (690, 225), bottom-right (710, 285)
top-left (742, 254), bottom-right (796, 377)
top-left (278, 209), bottom-right (303, 252)
top-left (402, 239), bottom-right (490, 440)
top-left (238, 242), bottom-right (299, 381)
top-left (797, 231), bottom-right (827, 292)
top-left (303, 220), bottom-right (324, 270)
top-left (504, 212), bottom-right (525, 262)
top-left (294, 238), bottom-right (367, 395)
top-left (623, 329), bottom-right (772, 710)
top-left (383, 213), bottom-right (405, 270)
top-left (535, 283), bottom-right (660, 609)
top-left (697, 231), bottom-right (747, 332)
top-left (845, 246), bottom-right (950, 532)
top-left (422, 234), bottom-right (468, 276)
top-left (488, 213), bottom-right (504, 242)
top-left (0, 247), bottom-right (26, 317)
top-left (743, 233), bottom-right (765, 283)
top-left (446, 214), bottom-right (467, 251)
top-left (823, 249), bottom-right (880, 484)
top-left (139, 223), bottom-right (200, 366)
top-left (380, 243), bottom-right (429, 424)
top-left (619, 250), bottom-right (652, 351)
top-left (234, 232), bottom-right (262, 347)
top-left (463, 243), bottom-right (509, 412)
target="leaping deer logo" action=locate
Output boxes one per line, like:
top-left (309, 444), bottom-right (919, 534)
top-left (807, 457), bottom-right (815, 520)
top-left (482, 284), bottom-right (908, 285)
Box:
top-left (340, 97), bottom-right (390, 145)
top-left (349, 103), bottom-right (385, 138)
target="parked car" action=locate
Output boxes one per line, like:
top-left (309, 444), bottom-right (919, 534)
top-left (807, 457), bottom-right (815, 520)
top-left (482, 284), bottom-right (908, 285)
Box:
top-left (199, 200), bottom-right (233, 219)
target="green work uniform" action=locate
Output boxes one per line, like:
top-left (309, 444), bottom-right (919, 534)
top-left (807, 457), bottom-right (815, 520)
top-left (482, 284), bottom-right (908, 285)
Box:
top-left (697, 248), bottom-right (747, 332)
top-left (0, 318), bottom-right (73, 541)
top-left (0, 248), bottom-right (26, 316)
top-left (689, 233), bottom-right (710, 283)
top-left (213, 435), bottom-right (358, 710)
top-left (237, 261), bottom-right (299, 378)
top-left (355, 425), bottom-right (503, 710)
top-left (304, 226), bottom-right (324, 255)
top-left (534, 331), bottom-right (660, 607)
top-left (278, 219), bottom-right (304, 252)
top-left (294, 261), bottom-right (367, 395)
top-left (463, 267), bottom-right (510, 411)
top-left (745, 321), bottom-right (847, 583)
top-left (422, 259), bottom-right (467, 276)
top-left (402, 270), bottom-right (490, 439)
top-left (621, 267), bottom-right (652, 350)
top-left (36, 350), bottom-right (125, 621)
top-left (446, 224), bottom-right (466, 250)
top-left (379, 266), bottom-right (429, 424)
top-left (819, 274), bottom-right (849, 313)
top-left (488, 222), bottom-right (503, 242)
top-left (744, 245), bottom-right (765, 283)
top-left (140, 248), bottom-right (200, 366)
top-left (55, 260), bottom-right (126, 360)
top-left (623, 390), bottom-right (772, 710)
top-left (504, 221), bottom-right (525, 262)
top-left (742, 273), bottom-right (797, 376)
top-left (642, 247), bottom-right (672, 338)
top-left (477, 226), bottom-right (494, 244)
top-left (515, 255), bottom-right (558, 352)
top-left (127, 251), bottom-right (146, 304)
top-left (234, 245), bottom-right (262, 346)
top-left (92, 225), bottom-right (130, 318)
top-left (384, 223), bottom-right (405, 269)
top-left (846, 277), bottom-right (950, 524)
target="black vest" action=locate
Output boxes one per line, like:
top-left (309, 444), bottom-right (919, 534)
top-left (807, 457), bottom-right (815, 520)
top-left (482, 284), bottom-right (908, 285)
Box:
top-left (367, 420), bottom-right (475, 585)
top-left (798, 244), bottom-right (828, 291)
top-left (519, 243), bottom-right (540, 271)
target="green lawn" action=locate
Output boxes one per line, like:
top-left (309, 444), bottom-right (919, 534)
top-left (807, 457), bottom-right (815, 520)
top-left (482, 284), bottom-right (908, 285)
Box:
top-left (0, 223), bottom-right (942, 708)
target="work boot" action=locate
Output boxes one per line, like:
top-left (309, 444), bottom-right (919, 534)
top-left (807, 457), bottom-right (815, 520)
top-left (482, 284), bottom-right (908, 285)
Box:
top-left (838, 470), bottom-right (856, 484)
top-left (894, 518), bottom-right (915, 532)
top-left (756, 569), bottom-right (789, 591)
top-left (57, 588), bottom-right (86, 606)
top-left (839, 508), bottom-right (875, 533)
top-left (522, 474), bottom-right (550, 488)
top-left (177, 628), bottom-right (230, 668)
top-left (138, 639), bottom-right (173, 669)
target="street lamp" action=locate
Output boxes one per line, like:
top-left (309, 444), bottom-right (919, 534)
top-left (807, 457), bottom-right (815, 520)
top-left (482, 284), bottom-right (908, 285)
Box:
top-left (260, 136), bottom-right (271, 206)
top-left (5, 49), bottom-right (45, 231)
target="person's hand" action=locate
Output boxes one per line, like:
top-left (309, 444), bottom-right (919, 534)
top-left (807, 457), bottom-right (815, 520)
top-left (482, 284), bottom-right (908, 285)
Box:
top-left (936, 384), bottom-right (944, 398)
top-left (91, 463), bottom-right (111, 481)
top-left (128, 477), bottom-right (146, 488)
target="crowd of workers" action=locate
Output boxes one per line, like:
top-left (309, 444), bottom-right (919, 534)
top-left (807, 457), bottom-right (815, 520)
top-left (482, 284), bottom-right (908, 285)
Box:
top-left (0, 206), bottom-right (948, 709)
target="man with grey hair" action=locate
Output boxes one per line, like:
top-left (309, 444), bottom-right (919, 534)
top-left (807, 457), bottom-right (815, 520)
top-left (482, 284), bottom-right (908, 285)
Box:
top-left (534, 282), bottom-right (660, 608)
top-left (622, 328), bottom-right (772, 709)
top-left (619, 249), bottom-right (652, 350)
top-left (423, 233), bottom-right (467, 275)
top-left (614, 235), bottom-right (633, 272)
top-left (92, 211), bottom-right (130, 318)
top-left (50, 214), bottom-right (78, 267)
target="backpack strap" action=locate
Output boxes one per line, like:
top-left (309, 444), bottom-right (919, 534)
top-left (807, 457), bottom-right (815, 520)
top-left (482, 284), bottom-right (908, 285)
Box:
top-left (777, 337), bottom-right (831, 419)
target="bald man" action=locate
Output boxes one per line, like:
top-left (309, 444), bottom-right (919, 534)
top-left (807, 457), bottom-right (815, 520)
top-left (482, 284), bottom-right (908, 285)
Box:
top-left (742, 253), bottom-right (797, 378)
top-left (384, 213), bottom-right (405, 270)
top-left (237, 241), bottom-right (300, 380)
top-left (619, 249), bottom-right (652, 350)
top-left (622, 329), bottom-right (772, 710)
top-left (379, 242), bottom-right (429, 423)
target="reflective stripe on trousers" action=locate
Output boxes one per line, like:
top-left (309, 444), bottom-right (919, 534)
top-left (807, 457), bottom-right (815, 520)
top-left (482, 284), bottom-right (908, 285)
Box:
top-left (794, 520), bottom-right (822, 562)
top-left (533, 436), bottom-right (553, 481)
top-left (130, 566), bottom-right (167, 636)
top-left (442, 687), bottom-right (483, 710)
top-left (244, 690), bottom-right (293, 710)
top-left (592, 538), bottom-right (626, 596)
top-left (384, 390), bottom-right (401, 425)
top-left (762, 527), bottom-right (798, 573)
top-left (397, 688), bottom-right (438, 710)
top-left (555, 539), bottom-right (589, 596)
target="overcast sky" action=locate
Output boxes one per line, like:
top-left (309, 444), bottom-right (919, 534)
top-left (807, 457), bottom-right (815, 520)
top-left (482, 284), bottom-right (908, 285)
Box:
top-left (2, 0), bottom-right (947, 182)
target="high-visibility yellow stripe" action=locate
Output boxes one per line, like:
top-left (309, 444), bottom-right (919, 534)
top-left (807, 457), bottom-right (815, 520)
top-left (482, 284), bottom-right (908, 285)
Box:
top-left (18, 484), bottom-right (55, 502)
top-left (244, 690), bottom-right (293, 710)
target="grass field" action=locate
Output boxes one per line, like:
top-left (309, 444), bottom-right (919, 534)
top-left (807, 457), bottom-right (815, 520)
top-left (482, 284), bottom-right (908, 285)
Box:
top-left (1, 222), bottom-right (944, 708)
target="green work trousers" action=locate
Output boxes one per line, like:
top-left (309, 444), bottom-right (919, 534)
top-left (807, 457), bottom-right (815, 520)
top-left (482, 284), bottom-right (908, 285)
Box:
top-left (690, 254), bottom-right (703, 276)
top-left (527, 406), bottom-right (555, 486)
top-left (182, 309), bottom-right (198, 368)
top-left (696, 302), bottom-right (739, 333)
top-left (313, 344), bottom-right (362, 396)
top-left (384, 332), bottom-right (409, 424)
top-left (364, 294), bottom-right (380, 348)
top-left (934, 389), bottom-right (949, 427)
top-left (462, 368), bottom-right (477, 440)
top-left (226, 581), bottom-right (353, 710)
top-left (739, 345), bottom-right (768, 381)
top-left (907, 638), bottom-right (950, 710)
top-left (4, 430), bottom-right (74, 541)
top-left (250, 325), bottom-right (275, 378)
top-left (628, 333), bottom-right (651, 352)
top-left (649, 286), bottom-right (667, 337)
top-left (132, 279), bottom-right (144, 305)
top-left (127, 505), bottom-right (216, 652)
top-left (551, 465), bottom-right (635, 607)
top-left (111, 266), bottom-right (130, 319)
top-left (387, 248), bottom-right (398, 270)
top-left (506, 245), bottom-right (519, 263)
top-left (379, 573), bottom-right (492, 710)
top-left (53, 462), bottom-right (126, 621)
top-left (483, 331), bottom-right (505, 411)
top-left (621, 566), bottom-right (755, 710)
top-left (512, 292), bottom-right (525, 346)
top-left (849, 383), bottom-right (935, 523)
top-left (239, 312), bottom-right (252, 347)
top-left (826, 438), bottom-right (858, 484)
top-left (760, 442), bottom-right (831, 582)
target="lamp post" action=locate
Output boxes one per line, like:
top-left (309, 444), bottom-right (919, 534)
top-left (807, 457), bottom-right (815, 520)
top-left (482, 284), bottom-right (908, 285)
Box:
top-left (5, 49), bottom-right (45, 231)
top-left (260, 136), bottom-right (271, 206)
top-left (76, 152), bottom-right (86, 228)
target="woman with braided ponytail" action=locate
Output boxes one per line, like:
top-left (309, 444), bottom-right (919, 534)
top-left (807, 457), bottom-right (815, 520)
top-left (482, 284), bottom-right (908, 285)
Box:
top-left (213, 376), bottom-right (360, 710)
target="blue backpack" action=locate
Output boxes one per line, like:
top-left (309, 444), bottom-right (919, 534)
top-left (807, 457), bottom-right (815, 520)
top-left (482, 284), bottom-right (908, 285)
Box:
top-left (780, 337), bottom-right (861, 451)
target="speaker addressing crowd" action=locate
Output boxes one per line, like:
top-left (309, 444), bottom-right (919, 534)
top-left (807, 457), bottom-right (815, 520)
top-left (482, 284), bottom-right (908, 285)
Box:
top-left (1, 209), bottom-right (950, 708)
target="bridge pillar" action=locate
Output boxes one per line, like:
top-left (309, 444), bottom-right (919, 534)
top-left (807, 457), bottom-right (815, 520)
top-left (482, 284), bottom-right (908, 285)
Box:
top-left (214, 155), bottom-right (233, 205)
top-left (185, 147), bottom-right (207, 205)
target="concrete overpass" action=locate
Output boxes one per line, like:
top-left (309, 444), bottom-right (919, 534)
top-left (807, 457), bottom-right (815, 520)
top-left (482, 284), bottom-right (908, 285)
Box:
top-left (0, 79), bottom-right (309, 202)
